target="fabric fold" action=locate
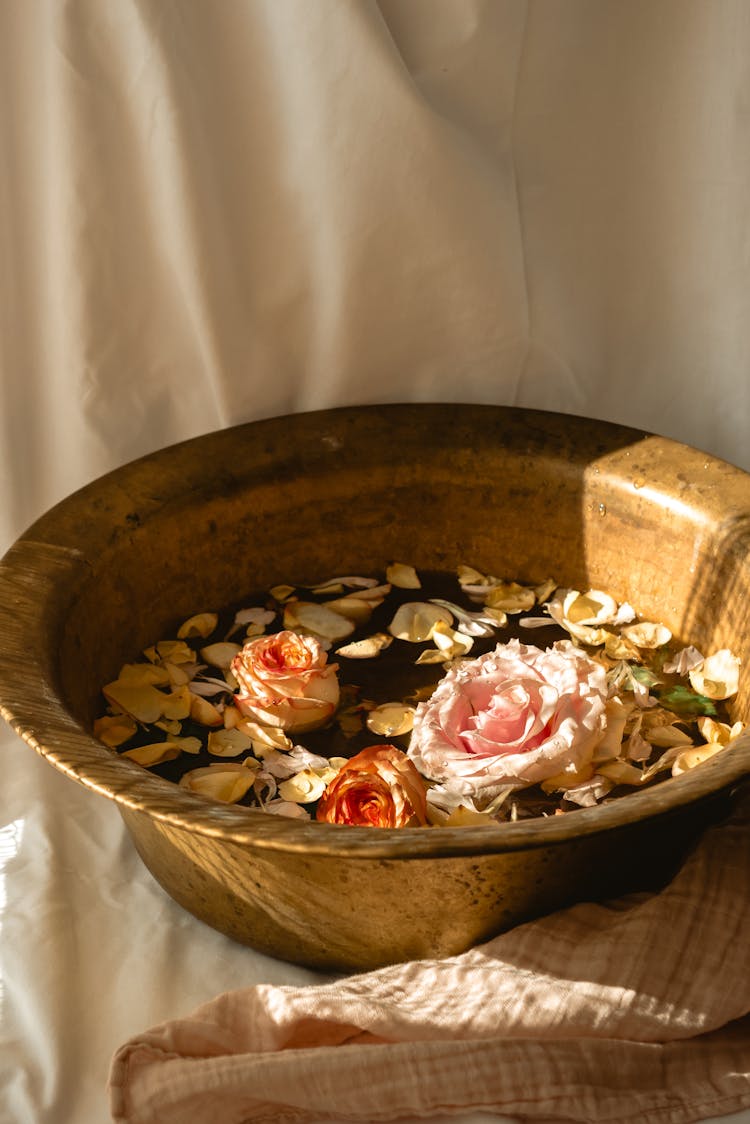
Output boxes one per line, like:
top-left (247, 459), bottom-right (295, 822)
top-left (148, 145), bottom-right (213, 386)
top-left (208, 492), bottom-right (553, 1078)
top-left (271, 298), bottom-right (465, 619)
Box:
top-left (110, 797), bottom-right (750, 1124)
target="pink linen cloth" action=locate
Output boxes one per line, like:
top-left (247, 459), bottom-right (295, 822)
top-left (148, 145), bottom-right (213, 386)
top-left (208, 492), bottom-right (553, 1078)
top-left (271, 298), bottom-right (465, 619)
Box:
top-left (109, 794), bottom-right (750, 1124)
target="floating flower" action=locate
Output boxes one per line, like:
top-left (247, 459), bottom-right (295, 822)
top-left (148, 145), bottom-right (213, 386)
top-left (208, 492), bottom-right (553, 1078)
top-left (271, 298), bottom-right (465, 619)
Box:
top-left (231, 630), bottom-right (340, 733)
top-left (408, 639), bottom-right (613, 797)
top-left (688, 649), bottom-right (741, 700)
top-left (316, 745), bottom-right (428, 827)
top-left (547, 588), bottom-right (635, 646)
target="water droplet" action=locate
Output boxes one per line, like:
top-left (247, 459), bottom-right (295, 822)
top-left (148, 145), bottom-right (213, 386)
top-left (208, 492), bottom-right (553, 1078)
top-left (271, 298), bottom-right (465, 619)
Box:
top-left (592, 466), bottom-right (600, 475)
top-left (598, 503), bottom-right (607, 516)
top-left (703, 462), bottom-right (710, 469)
top-left (633, 478), bottom-right (644, 490)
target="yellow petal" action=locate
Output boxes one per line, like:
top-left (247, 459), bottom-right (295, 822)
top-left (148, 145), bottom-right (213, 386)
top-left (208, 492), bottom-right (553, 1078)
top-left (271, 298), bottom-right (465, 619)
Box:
top-left (116, 663), bottom-right (171, 688)
top-left (190, 695), bottom-right (224, 726)
top-left (155, 640), bottom-right (195, 664)
top-left (177, 612), bottom-right (219, 640)
top-left (278, 770), bottom-right (328, 803)
top-left (386, 562), bottom-right (421, 589)
top-left (366, 702), bottom-right (415, 737)
top-left (102, 682), bottom-right (168, 724)
top-left (93, 714), bottom-right (138, 747)
top-left (689, 649), bottom-right (741, 700)
top-left (207, 728), bottom-right (254, 757)
top-left (121, 741), bottom-right (182, 767)
top-left (283, 601), bottom-right (355, 641)
top-left (336, 633), bottom-right (393, 659)
top-left (388, 602), bottom-right (453, 642)
top-left (179, 764), bottom-right (255, 803)
top-left (620, 622), bottom-right (672, 649)
top-left (200, 642), bottom-right (242, 670)
top-left (484, 583), bottom-right (536, 613)
top-left (672, 742), bottom-right (726, 775)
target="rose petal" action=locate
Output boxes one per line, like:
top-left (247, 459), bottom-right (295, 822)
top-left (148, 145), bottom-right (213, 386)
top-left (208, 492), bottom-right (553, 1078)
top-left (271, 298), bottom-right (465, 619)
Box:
top-left (689, 649), bottom-right (741, 700)
top-left (386, 563), bottom-right (421, 589)
top-left (283, 601), bottom-right (355, 642)
top-left (93, 714), bottom-right (138, 747)
top-left (388, 602), bottom-right (453, 642)
top-left (366, 703), bottom-right (415, 737)
top-left (336, 633), bottom-right (393, 659)
top-left (200, 642), bottom-right (242, 670)
top-left (121, 741), bottom-right (182, 767)
top-left (177, 613), bottom-right (219, 640)
top-left (207, 728), bottom-right (254, 757)
top-left (179, 763), bottom-right (256, 803)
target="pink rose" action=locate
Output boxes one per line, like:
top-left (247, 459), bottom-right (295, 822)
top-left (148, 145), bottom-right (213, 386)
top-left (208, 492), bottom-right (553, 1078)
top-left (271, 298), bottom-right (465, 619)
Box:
top-left (408, 639), bottom-right (609, 796)
top-left (230, 630), bottom-right (339, 733)
top-left (316, 745), bottom-right (428, 828)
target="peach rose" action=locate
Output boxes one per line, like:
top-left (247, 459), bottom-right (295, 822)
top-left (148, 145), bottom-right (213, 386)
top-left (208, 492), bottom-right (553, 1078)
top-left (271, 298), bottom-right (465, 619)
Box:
top-left (408, 639), bottom-right (609, 797)
top-left (316, 745), bottom-right (428, 827)
top-left (230, 630), bottom-right (339, 733)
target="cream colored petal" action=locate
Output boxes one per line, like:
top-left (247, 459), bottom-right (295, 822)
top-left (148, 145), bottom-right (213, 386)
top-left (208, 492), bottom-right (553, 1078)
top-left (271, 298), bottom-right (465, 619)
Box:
top-left (604, 633), bottom-right (642, 661)
top-left (310, 575), bottom-right (380, 594)
top-left (388, 602), bottom-right (452, 642)
top-left (177, 613), bottom-right (219, 640)
top-left (689, 649), bottom-right (741, 699)
top-left (386, 562), bottom-right (421, 589)
top-left (457, 564), bottom-right (487, 586)
top-left (171, 736), bottom-right (203, 755)
top-left (323, 596), bottom-right (376, 624)
top-left (200, 642), bottom-right (242, 670)
top-left (278, 770), bottom-right (328, 804)
top-left (696, 716), bottom-right (744, 746)
top-left (208, 728), bottom-right (254, 757)
top-left (533, 578), bottom-right (558, 603)
top-left (366, 702), bottom-right (415, 737)
top-left (597, 760), bottom-right (646, 785)
top-left (662, 646), bottom-right (704, 675)
top-left (484, 582), bottom-right (536, 613)
top-left (236, 721), bottom-right (293, 750)
top-left (562, 589), bottom-right (618, 625)
top-left (179, 764), bottom-right (255, 803)
top-left (336, 633), bottom-right (393, 659)
top-left (283, 601), bottom-right (355, 641)
top-left (620, 622), bottom-right (672, 649)
top-left (671, 742), bottom-right (726, 775)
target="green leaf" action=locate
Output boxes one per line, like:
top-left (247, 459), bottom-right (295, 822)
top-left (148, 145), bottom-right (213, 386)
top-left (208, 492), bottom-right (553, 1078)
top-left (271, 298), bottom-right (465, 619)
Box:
top-left (630, 665), bottom-right (661, 688)
top-left (656, 684), bottom-right (717, 717)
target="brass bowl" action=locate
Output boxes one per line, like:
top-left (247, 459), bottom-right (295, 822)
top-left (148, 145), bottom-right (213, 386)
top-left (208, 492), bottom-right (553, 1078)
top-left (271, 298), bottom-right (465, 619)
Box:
top-left (1, 404), bottom-right (749, 971)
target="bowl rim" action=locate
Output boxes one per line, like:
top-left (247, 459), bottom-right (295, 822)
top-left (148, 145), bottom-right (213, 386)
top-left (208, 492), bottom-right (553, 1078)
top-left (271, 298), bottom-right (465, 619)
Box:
top-left (2, 402), bottom-right (750, 859)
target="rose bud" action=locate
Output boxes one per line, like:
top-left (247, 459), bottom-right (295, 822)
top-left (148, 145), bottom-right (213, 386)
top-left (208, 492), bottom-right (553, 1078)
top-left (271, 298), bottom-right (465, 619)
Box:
top-left (231, 630), bottom-right (339, 733)
top-left (316, 745), bottom-right (428, 828)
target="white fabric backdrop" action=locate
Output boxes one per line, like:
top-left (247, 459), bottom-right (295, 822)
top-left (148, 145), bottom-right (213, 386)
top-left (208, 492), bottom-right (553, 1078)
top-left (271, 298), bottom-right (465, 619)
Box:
top-left (2, 1), bottom-right (750, 1121)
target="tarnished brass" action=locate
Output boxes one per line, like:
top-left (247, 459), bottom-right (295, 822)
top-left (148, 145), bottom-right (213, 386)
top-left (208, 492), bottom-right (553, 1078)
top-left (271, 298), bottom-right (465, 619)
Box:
top-left (0, 405), bottom-right (748, 970)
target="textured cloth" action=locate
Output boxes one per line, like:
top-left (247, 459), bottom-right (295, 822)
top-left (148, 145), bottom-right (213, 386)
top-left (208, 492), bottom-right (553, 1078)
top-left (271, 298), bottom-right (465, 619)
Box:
top-left (109, 795), bottom-right (750, 1124)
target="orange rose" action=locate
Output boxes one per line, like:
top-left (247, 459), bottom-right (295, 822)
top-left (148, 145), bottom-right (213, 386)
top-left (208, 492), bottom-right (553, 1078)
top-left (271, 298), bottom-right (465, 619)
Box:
top-left (316, 745), bottom-right (428, 828)
top-left (230, 630), bottom-right (339, 733)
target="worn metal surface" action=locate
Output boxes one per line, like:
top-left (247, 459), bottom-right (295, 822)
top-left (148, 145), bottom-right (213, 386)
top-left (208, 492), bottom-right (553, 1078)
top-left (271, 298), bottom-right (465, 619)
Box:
top-left (1, 404), bottom-right (749, 968)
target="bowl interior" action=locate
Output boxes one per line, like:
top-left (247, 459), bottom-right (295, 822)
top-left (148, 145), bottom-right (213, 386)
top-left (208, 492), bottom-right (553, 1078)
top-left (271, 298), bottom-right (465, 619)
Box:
top-left (2, 404), bottom-right (750, 854)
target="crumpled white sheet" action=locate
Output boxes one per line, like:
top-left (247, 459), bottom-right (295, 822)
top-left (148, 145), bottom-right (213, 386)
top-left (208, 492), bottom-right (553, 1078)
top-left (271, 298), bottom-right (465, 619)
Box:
top-left (2, 1), bottom-right (750, 1122)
